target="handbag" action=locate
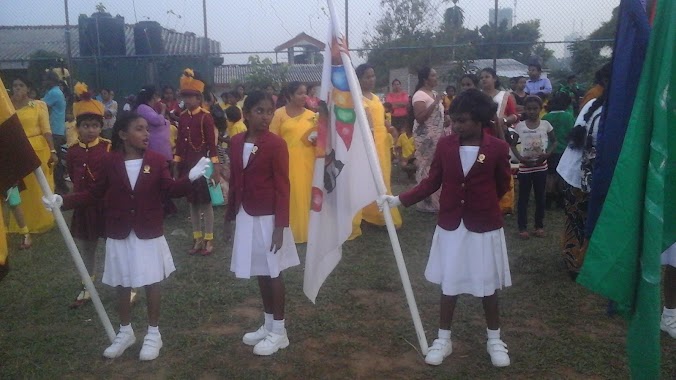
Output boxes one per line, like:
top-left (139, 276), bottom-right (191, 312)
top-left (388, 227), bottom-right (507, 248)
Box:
top-left (203, 162), bottom-right (225, 206)
top-left (5, 186), bottom-right (21, 207)
top-left (580, 113), bottom-right (602, 193)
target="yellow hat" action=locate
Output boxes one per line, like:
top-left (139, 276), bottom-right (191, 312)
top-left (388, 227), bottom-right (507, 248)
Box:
top-left (73, 82), bottom-right (105, 118)
top-left (179, 68), bottom-right (205, 95)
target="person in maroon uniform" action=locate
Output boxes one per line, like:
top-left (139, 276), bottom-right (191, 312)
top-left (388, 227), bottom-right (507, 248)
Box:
top-left (174, 69), bottom-right (222, 255)
top-left (45, 112), bottom-right (210, 361)
top-left (381, 89), bottom-right (513, 368)
top-left (67, 87), bottom-right (109, 308)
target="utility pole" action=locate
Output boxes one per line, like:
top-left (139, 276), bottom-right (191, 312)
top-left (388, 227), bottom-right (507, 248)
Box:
top-left (203, 0), bottom-right (209, 84)
top-left (345, 0), bottom-right (349, 45)
top-left (64, 0), bottom-right (73, 78)
top-left (493, 0), bottom-right (498, 71)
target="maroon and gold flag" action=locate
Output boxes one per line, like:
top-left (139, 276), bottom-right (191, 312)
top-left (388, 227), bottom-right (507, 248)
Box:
top-left (0, 77), bottom-right (41, 270)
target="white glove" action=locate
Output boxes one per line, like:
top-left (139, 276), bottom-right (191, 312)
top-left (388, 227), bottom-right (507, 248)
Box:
top-left (376, 195), bottom-right (401, 211)
top-left (189, 157), bottom-right (212, 182)
top-left (42, 194), bottom-right (63, 211)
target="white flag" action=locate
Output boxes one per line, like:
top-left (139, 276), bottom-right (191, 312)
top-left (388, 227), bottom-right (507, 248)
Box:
top-left (302, 11), bottom-right (380, 303)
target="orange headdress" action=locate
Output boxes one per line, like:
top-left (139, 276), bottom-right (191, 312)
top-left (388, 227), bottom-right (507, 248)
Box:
top-left (73, 82), bottom-right (104, 119)
top-left (179, 68), bottom-right (205, 95)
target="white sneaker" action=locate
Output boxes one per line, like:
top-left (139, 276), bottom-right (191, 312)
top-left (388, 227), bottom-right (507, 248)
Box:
top-left (487, 338), bottom-right (510, 367)
top-left (424, 338), bottom-right (452, 365)
top-left (139, 333), bottom-right (163, 361)
top-left (661, 314), bottom-right (676, 338)
top-left (253, 330), bottom-right (289, 356)
top-left (243, 325), bottom-right (269, 346)
top-left (103, 329), bottom-right (136, 359)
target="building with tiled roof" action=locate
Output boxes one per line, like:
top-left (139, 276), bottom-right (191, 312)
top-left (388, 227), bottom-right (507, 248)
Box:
top-left (213, 64), bottom-right (322, 87)
top-left (0, 24), bottom-right (220, 70)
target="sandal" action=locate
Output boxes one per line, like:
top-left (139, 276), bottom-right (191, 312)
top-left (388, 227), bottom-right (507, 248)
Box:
top-left (189, 239), bottom-right (204, 255)
top-left (19, 234), bottom-right (32, 250)
top-left (69, 288), bottom-right (91, 309)
top-left (201, 240), bottom-right (214, 256)
top-left (518, 231), bottom-right (530, 240)
top-left (533, 229), bottom-right (546, 238)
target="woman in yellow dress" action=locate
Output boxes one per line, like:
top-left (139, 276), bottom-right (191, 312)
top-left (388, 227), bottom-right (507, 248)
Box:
top-left (270, 82), bottom-right (316, 244)
top-left (350, 64), bottom-right (402, 239)
top-left (8, 77), bottom-right (57, 234)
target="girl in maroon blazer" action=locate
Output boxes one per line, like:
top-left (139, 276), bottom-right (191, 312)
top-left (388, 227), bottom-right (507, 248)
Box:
top-left (224, 91), bottom-right (299, 356)
top-left (382, 89), bottom-right (513, 368)
top-left (44, 112), bottom-right (210, 361)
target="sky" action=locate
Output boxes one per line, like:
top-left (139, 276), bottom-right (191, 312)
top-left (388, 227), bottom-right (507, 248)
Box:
top-left (0, 0), bottom-right (619, 64)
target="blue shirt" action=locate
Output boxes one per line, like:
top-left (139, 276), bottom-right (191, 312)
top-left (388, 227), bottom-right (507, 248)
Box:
top-left (42, 86), bottom-right (66, 135)
top-left (525, 77), bottom-right (553, 95)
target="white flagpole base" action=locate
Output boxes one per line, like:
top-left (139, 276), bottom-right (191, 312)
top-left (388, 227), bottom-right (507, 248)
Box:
top-left (34, 167), bottom-right (116, 343)
top-left (382, 206), bottom-right (430, 356)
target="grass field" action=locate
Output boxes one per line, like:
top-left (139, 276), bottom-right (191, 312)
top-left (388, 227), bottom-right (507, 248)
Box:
top-left (1, 175), bottom-right (675, 379)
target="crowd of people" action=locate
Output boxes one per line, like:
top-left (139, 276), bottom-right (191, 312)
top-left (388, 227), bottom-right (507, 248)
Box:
top-left (3, 57), bottom-right (675, 368)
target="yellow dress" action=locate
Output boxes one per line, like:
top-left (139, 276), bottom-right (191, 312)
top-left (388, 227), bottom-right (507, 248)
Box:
top-left (350, 94), bottom-right (402, 240)
top-left (270, 107), bottom-right (316, 244)
top-left (9, 100), bottom-right (55, 234)
top-left (66, 120), bottom-right (78, 147)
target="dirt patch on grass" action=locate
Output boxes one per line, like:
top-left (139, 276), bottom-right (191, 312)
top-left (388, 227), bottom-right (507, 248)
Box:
top-left (349, 289), bottom-right (404, 309)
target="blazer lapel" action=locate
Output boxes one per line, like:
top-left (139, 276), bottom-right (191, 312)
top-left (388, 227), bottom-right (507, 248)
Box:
top-left (448, 135), bottom-right (464, 179)
top-left (114, 152), bottom-right (133, 191)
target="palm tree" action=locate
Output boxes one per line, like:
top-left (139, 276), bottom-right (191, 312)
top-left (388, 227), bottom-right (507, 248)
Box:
top-left (444, 0), bottom-right (465, 60)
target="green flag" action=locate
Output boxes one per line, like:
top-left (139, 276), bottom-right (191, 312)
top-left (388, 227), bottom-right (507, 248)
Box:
top-left (576, 0), bottom-right (676, 378)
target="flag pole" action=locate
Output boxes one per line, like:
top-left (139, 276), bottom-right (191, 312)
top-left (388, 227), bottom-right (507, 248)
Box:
top-left (34, 167), bottom-right (116, 343)
top-left (326, 0), bottom-right (429, 356)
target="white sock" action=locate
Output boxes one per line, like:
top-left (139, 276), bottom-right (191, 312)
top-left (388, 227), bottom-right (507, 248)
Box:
top-left (264, 313), bottom-right (274, 331)
top-left (663, 307), bottom-right (676, 317)
top-left (272, 319), bottom-right (285, 335)
top-left (148, 325), bottom-right (160, 335)
top-left (120, 324), bottom-right (133, 334)
top-left (487, 328), bottom-right (501, 340)
top-left (438, 329), bottom-right (451, 340)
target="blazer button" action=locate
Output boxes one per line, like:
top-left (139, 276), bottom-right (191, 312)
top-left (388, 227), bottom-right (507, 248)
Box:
top-left (130, 209), bottom-right (135, 214)
top-left (460, 200), bottom-right (465, 204)
top-left (461, 183), bottom-right (465, 188)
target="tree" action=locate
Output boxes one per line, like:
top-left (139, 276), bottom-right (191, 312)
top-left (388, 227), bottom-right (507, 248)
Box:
top-left (244, 55), bottom-right (288, 90)
top-left (568, 6), bottom-right (617, 85)
top-left (477, 19), bottom-right (553, 64)
top-left (364, 0), bottom-right (449, 87)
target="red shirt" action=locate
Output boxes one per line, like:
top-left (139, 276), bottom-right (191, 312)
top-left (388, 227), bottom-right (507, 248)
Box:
top-left (63, 150), bottom-right (192, 239)
top-left (175, 107), bottom-right (219, 167)
top-left (399, 133), bottom-right (512, 233)
top-left (385, 91), bottom-right (409, 117)
top-left (226, 131), bottom-right (290, 228)
top-left (66, 138), bottom-right (111, 193)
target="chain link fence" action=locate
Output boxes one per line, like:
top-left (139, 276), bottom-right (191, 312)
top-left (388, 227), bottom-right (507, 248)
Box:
top-left (0, 0), bottom-right (619, 98)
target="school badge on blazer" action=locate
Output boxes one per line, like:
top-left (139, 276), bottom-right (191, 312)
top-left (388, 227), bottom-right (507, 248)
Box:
top-left (143, 165), bottom-right (151, 174)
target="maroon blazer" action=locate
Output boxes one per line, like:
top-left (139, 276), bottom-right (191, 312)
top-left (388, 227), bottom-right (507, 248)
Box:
top-left (399, 132), bottom-right (512, 233)
top-left (63, 150), bottom-right (192, 239)
top-left (226, 130), bottom-right (290, 228)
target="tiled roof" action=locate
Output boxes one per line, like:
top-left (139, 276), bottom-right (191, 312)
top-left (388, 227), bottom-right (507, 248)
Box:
top-left (0, 24), bottom-right (220, 61)
top-left (214, 64), bottom-right (323, 85)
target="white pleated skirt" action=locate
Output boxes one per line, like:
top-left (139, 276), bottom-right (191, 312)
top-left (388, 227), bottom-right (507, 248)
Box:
top-left (662, 242), bottom-right (676, 268)
top-left (230, 207), bottom-right (300, 279)
top-left (103, 230), bottom-right (176, 288)
top-left (425, 221), bottom-right (511, 297)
